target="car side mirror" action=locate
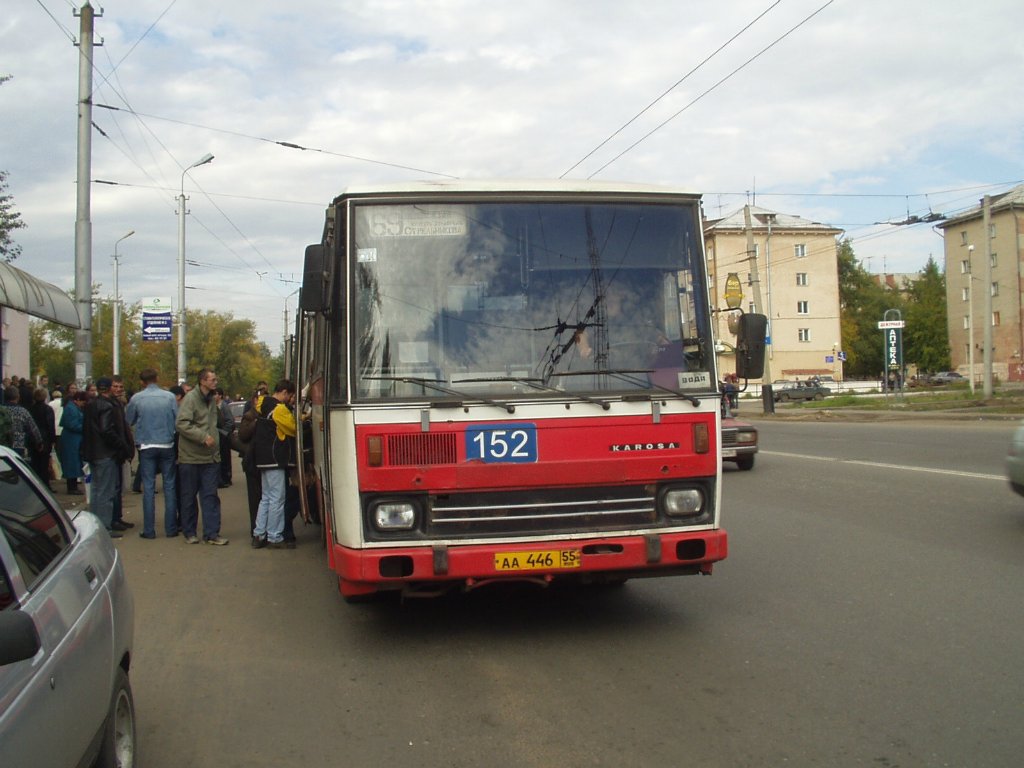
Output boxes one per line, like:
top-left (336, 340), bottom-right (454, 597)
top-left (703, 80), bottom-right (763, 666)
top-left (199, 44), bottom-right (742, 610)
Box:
top-left (735, 313), bottom-right (767, 380)
top-left (0, 610), bottom-right (41, 666)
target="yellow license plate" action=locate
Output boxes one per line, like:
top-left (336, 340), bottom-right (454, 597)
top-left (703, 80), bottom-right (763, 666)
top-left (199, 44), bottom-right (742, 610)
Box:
top-left (494, 549), bottom-right (581, 571)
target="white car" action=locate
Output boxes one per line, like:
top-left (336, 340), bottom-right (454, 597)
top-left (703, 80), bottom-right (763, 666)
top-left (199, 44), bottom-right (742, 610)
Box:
top-left (0, 446), bottom-right (136, 768)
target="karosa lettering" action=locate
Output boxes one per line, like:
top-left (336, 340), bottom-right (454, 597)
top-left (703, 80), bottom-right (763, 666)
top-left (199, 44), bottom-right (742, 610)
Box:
top-left (609, 442), bottom-right (680, 452)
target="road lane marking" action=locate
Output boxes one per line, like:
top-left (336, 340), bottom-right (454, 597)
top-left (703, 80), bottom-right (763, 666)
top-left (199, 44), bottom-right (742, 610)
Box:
top-left (762, 450), bottom-right (1004, 481)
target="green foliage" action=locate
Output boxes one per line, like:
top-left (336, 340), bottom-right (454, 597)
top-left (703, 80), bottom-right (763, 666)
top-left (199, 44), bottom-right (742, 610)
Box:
top-left (0, 169), bottom-right (25, 264)
top-left (837, 240), bottom-right (900, 377)
top-left (0, 76), bottom-right (24, 264)
top-left (30, 298), bottom-right (275, 396)
top-left (902, 257), bottom-right (949, 373)
top-left (838, 242), bottom-right (951, 378)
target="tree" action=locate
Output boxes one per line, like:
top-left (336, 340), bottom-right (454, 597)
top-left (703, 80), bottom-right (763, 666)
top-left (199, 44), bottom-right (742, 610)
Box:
top-left (903, 257), bottom-right (949, 374)
top-left (30, 298), bottom-right (275, 395)
top-left (0, 170), bottom-right (25, 264)
top-left (837, 239), bottom-right (899, 378)
top-left (0, 76), bottom-right (25, 264)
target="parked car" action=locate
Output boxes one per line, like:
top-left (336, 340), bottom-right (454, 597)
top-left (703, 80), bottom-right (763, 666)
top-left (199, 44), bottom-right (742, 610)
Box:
top-left (773, 380), bottom-right (831, 402)
top-left (228, 399), bottom-right (246, 427)
top-left (1007, 422), bottom-right (1024, 499)
top-left (0, 446), bottom-right (136, 768)
top-left (721, 415), bottom-right (757, 470)
top-left (928, 371), bottom-right (964, 385)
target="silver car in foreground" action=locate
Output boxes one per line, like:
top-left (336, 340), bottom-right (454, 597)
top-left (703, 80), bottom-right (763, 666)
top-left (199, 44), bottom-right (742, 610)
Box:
top-left (0, 446), bottom-right (135, 768)
top-left (1008, 422), bottom-right (1024, 499)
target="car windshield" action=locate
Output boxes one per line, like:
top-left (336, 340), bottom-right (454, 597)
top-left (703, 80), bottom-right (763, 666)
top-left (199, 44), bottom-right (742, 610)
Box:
top-left (350, 199), bottom-right (713, 400)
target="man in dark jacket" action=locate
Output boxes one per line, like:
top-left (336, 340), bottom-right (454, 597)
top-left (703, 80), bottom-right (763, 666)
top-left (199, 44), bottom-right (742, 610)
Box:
top-left (81, 377), bottom-right (132, 538)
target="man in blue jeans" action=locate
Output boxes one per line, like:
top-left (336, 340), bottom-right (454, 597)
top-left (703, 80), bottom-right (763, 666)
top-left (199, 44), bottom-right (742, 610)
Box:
top-left (251, 379), bottom-right (297, 549)
top-left (176, 368), bottom-right (229, 546)
top-left (126, 368), bottom-right (179, 539)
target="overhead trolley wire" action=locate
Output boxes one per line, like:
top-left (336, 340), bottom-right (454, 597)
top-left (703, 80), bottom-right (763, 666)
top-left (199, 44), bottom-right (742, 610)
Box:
top-left (585, 0), bottom-right (837, 179)
top-left (560, 0), bottom-right (783, 179)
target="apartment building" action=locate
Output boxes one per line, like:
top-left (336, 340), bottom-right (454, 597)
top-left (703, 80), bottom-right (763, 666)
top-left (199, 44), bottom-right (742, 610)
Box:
top-left (937, 185), bottom-right (1024, 383)
top-left (704, 205), bottom-right (844, 381)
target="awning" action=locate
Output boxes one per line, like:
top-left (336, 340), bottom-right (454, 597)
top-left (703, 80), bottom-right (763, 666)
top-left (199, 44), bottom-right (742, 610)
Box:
top-left (0, 261), bottom-right (81, 328)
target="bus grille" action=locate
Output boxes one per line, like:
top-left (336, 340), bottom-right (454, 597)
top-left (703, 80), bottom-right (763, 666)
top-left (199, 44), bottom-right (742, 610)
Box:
top-left (427, 485), bottom-right (658, 537)
top-left (388, 433), bottom-right (458, 466)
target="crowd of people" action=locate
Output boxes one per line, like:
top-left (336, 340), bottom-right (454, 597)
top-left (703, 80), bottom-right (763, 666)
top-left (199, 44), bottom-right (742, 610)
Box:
top-left (1, 369), bottom-right (305, 551)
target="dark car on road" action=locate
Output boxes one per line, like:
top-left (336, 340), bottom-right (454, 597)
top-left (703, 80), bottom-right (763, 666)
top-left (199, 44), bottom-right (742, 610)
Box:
top-left (0, 446), bottom-right (136, 768)
top-left (773, 380), bottom-right (831, 403)
top-left (721, 415), bottom-right (757, 470)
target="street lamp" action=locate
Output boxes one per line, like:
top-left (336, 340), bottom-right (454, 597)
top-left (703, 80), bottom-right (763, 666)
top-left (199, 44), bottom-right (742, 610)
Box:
top-left (177, 152), bottom-right (215, 384)
top-left (112, 229), bottom-right (135, 375)
top-left (967, 244), bottom-right (975, 394)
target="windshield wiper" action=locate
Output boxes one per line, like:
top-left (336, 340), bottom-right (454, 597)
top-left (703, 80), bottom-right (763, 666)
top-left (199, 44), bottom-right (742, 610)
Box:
top-left (549, 369), bottom-right (704, 407)
top-left (365, 376), bottom-right (515, 414)
top-left (456, 376), bottom-right (612, 411)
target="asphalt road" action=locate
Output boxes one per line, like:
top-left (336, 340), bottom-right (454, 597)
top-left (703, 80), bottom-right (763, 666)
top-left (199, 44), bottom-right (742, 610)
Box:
top-left (102, 419), bottom-right (1024, 768)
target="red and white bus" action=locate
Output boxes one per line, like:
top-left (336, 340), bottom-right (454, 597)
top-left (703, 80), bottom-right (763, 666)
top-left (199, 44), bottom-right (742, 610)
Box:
top-left (295, 180), bottom-right (765, 600)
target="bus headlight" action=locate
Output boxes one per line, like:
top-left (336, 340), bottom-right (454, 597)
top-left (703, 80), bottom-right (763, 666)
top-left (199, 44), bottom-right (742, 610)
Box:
top-left (662, 488), bottom-right (705, 518)
top-left (371, 501), bottom-right (417, 531)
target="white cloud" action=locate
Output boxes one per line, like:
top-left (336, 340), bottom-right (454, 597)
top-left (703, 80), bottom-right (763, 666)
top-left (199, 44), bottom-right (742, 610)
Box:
top-left (2, 0), bottom-right (1023, 354)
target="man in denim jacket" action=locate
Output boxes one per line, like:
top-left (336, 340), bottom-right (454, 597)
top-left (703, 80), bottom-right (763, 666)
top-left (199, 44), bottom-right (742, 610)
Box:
top-left (126, 368), bottom-right (179, 539)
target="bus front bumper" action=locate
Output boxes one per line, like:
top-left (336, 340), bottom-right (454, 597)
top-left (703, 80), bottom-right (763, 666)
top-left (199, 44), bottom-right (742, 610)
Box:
top-left (332, 529), bottom-right (727, 597)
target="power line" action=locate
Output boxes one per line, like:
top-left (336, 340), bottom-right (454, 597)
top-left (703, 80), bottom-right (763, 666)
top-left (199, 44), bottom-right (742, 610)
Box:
top-left (89, 0), bottom-right (179, 100)
top-left (34, 0), bottom-right (76, 43)
top-left (92, 103), bottom-right (459, 179)
top-left (587, 0), bottom-right (838, 179)
top-left (560, 0), bottom-right (782, 178)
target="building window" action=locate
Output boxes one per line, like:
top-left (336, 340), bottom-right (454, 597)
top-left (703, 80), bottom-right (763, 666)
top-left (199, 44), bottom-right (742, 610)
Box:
top-left (797, 300), bottom-right (809, 315)
top-left (798, 328), bottom-right (810, 342)
top-left (796, 272), bottom-right (808, 286)
top-left (991, 252), bottom-right (998, 267)
top-left (960, 259), bottom-right (970, 274)
top-left (746, 272), bottom-right (752, 286)
top-left (989, 223), bottom-right (996, 239)
top-left (963, 315), bottom-right (970, 330)
top-left (992, 311), bottom-right (1001, 326)
top-left (794, 244), bottom-right (807, 258)
top-left (961, 287), bottom-right (969, 302)
top-left (748, 302), bottom-right (755, 314)
top-left (960, 231), bottom-right (968, 245)
top-left (991, 281), bottom-right (999, 297)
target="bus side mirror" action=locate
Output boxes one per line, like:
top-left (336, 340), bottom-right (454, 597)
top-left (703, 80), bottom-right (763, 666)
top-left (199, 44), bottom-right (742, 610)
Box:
top-left (735, 313), bottom-right (767, 380)
top-left (299, 244), bottom-right (328, 312)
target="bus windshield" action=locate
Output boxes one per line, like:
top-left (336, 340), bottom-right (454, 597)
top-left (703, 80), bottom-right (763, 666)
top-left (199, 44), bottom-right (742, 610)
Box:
top-left (351, 199), bottom-right (714, 400)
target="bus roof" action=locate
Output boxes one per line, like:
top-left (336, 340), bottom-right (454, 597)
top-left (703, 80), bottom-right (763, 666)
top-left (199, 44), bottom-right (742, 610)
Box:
top-left (332, 179), bottom-right (702, 202)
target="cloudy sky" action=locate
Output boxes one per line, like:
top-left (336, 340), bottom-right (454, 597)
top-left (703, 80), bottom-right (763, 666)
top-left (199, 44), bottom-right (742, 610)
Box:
top-left (3, 0), bottom-right (1023, 349)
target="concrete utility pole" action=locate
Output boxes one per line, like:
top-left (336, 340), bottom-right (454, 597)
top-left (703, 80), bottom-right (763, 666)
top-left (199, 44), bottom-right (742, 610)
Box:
top-left (981, 195), bottom-right (993, 398)
top-left (744, 205), bottom-right (774, 411)
top-left (177, 153), bottom-right (215, 384)
top-left (112, 230), bottom-right (134, 375)
top-left (73, 2), bottom-right (101, 385)
top-left (967, 245), bottom-right (975, 395)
